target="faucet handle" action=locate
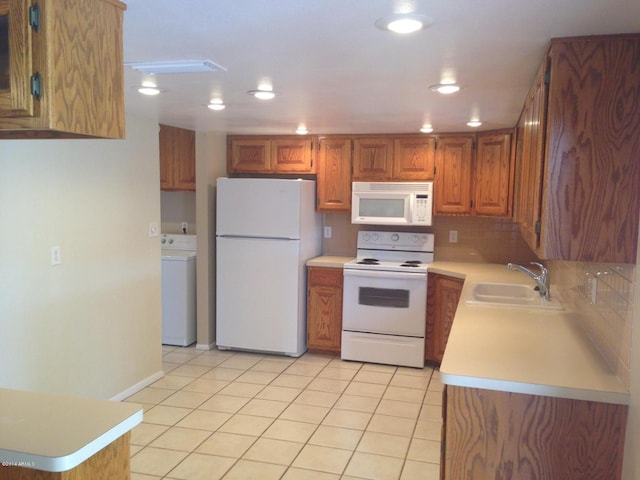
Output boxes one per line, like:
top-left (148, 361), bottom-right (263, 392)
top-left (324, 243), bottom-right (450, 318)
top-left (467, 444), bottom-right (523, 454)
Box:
top-left (530, 262), bottom-right (548, 279)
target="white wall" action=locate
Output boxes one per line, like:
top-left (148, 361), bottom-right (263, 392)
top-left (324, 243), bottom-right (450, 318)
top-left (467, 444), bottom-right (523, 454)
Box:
top-left (0, 115), bottom-right (163, 400)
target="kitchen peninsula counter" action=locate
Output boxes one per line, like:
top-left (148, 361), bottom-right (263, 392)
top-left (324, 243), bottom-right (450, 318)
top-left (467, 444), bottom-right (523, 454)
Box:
top-left (428, 262), bottom-right (629, 405)
top-left (0, 388), bottom-right (142, 479)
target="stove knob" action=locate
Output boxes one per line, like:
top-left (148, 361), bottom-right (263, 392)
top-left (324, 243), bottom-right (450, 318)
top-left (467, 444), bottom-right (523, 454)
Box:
top-left (391, 233), bottom-right (399, 241)
top-left (363, 233), bottom-right (370, 241)
top-left (372, 233), bottom-right (379, 241)
top-left (161, 237), bottom-right (166, 244)
top-left (168, 238), bottom-right (174, 244)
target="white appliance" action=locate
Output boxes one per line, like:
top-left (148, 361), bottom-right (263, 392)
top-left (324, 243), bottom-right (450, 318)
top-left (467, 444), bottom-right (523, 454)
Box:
top-left (351, 181), bottom-right (433, 226)
top-left (216, 177), bottom-right (322, 357)
top-left (342, 231), bottom-right (435, 368)
top-left (161, 234), bottom-right (197, 346)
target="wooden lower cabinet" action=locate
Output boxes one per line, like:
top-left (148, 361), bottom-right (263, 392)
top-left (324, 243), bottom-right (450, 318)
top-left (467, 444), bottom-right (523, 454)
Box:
top-left (443, 386), bottom-right (628, 480)
top-left (426, 273), bottom-right (464, 363)
top-left (306, 267), bottom-right (343, 353)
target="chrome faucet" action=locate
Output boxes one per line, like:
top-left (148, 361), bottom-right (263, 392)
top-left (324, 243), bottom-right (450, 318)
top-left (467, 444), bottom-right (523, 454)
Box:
top-left (506, 262), bottom-right (550, 300)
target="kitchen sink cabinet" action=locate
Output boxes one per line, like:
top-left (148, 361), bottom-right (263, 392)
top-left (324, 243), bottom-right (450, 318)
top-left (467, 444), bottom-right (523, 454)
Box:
top-left (160, 124), bottom-right (196, 191)
top-left (474, 130), bottom-right (515, 217)
top-left (317, 136), bottom-right (352, 212)
top-left (433, 135), bottom-right (474, 215)
top-left (0, 0), bottom-right (126, 139)
top-left (425, 273), bottom-right (463, 363)
top-left (443, 385), bottom-right (628, 480)
top-left (516, 34), bottom-right (640, 263)
top-left (307, 266), bottom-right (343, 354)
top-left (227, 135), bottom-right (316, 174)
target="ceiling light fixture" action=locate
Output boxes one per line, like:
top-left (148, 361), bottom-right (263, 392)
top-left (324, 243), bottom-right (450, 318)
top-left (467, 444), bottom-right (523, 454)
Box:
top-left (248, 89), bottom-right (277, 100)
top-left (467, 120), bottom-right (483, 128)
top-left (207, 99), bottom-right (226, 111)
top-left (420, 124), bottom-right (434, 133)
top-left (296, 126), bottom-right (309, 135)
top-left (375, 14), bottom-right (433, 34)
top-left (430, 83), bottom-right (461, 94)
top-left (125, 59), bottom-right (227, 74)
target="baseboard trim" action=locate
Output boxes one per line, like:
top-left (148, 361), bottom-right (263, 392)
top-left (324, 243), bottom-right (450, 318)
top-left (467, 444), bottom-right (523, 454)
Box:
top-left (110, 370), bottom-right (164, 401)
top-left (196, 342), bottom-right (216, 351)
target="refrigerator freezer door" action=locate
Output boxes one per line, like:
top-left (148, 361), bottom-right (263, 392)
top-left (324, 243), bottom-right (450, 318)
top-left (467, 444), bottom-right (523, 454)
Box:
top-left (217, 177), bottom-right (306, 239)
top-left (216, 236), bottom-right (306, 356)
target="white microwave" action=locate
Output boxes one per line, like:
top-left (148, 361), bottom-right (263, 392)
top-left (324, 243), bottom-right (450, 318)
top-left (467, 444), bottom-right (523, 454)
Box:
top-left (351, 182), bottom-right (433, 226)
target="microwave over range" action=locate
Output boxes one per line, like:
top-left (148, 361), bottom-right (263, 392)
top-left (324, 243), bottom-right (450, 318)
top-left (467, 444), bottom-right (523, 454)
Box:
top-left (351, 181), bottom-right (433, 226)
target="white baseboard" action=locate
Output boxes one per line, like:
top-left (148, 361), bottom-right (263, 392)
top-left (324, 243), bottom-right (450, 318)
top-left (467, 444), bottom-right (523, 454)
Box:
top-left (196, 342), bottom-right (216, 351)
top-left (110, 370), bottom-right (164, 402)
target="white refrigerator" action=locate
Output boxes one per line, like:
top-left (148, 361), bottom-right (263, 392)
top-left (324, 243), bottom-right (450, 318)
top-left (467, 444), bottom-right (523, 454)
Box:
top-left (215, 177), bottom-right (322, 357)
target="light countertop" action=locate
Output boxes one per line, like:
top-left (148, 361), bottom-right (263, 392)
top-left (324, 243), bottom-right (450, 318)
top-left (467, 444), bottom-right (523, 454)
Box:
top-left (306, 255), bottom-right (354, 268)
top-left (0, 388), bottom-right (143, 472)
top-left (430, 262), bottom-right (629, 405)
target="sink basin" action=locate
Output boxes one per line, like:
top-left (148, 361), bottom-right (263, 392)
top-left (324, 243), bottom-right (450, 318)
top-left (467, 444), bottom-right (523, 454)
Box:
top-left (466, 282), bottom-right (563, 310)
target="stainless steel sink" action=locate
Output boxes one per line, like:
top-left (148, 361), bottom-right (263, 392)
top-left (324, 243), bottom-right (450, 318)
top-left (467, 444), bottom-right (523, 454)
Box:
top-left (466, 282), bottom-right (563, 310)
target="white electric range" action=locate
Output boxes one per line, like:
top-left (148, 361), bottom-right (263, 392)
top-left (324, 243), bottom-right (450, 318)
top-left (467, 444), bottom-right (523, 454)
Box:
top-left (342, 231), bottom-right (434, 368)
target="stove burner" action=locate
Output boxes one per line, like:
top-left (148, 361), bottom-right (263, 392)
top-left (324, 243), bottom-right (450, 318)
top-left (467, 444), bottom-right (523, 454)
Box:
top-left (357, 258), bottom-right (380, 265)
top-left (400, 263), bottom-right (420, 268)
top-left (404, 260), bottom-right (422, 265)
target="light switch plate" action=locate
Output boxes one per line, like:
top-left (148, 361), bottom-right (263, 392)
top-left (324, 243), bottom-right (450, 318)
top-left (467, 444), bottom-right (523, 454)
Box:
top-left (449, 230), bottom-right (458, 243)
top-left (148, 222), bottom-right (159, 237)
top-left (324, 226), bottom-right (332, 238)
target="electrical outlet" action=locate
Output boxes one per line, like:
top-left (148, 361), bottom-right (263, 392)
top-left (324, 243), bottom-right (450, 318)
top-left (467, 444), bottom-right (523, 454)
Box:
top-left (148, 222), bottom-right (159, 237)
top-left (449, 230), bottom-right (458, 243)
top-left (324, 226), bottom-right (332, 239)
top-left (50, 246), bottom-right (61, 266)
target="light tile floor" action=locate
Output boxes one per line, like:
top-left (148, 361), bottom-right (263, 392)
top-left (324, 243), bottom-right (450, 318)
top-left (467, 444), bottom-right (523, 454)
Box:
top-left (126, 346), bottom-right (443, 480)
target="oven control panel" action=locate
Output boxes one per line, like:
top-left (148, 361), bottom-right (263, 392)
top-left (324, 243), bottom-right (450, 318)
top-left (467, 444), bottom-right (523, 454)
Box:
top-left (357, 231), bottom-right (434, 252)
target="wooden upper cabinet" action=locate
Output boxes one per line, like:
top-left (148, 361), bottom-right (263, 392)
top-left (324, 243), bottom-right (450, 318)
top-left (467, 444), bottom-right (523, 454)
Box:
top-left (0, 0), bottom-right (126, 138)
top-left (227, 135), bottom-right (315, 174)
top-left (160, 124), bottom-right (196, 192)
top-left (0, 0), bottom-right (35, 118)
top-left (393, 136), bottom-right (436, 180)
top-left (317, 136), bottom-right (352, 212)
top-left (352, 137), bottom-right (394, 180)
top-left (271, 137), bottom-right (315, 173)
top-left (434, 135), bottom-right (474, 215)
top-left (474, 130), bottom-right (515, 217)
top-left (516, 34), bottom-right (640, 263)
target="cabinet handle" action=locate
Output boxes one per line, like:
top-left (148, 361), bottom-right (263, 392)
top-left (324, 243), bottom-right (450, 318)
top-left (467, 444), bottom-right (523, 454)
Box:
top-left (30, 73), bottom-right (42, 101)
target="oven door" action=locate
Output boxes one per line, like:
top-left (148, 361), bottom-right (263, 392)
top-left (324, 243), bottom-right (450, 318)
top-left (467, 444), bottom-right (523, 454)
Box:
top-left (342, 269), bottom-right (427, 337)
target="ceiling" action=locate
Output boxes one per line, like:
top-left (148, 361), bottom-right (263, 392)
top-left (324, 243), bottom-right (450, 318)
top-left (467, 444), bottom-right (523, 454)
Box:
top-left (122, 0), bottom-right (640, 135)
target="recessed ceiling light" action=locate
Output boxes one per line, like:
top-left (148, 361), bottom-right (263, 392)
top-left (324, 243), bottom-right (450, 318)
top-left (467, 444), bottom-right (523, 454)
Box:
top-left (125, 59), bottom-right (227, 74)
top-left (137, 86), bottom-right (161, 96)
top-left (248, 89), bottom-right (277, 100)
top-left (430, 83), bottom-right (461, 94)
top-left (420, 124), bottom-right (434, 133)
top-left (296, 126), bottom-right (309, 135)
top-left (467, 120), bottom-right (483, 128)
top-left (207, 100), bottom-right (226, 111)
top-left (375, 14), bottom-right (433, 34)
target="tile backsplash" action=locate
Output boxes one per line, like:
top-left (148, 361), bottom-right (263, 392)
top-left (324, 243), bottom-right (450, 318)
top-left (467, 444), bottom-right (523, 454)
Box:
top-left (550, 260), bottom-right (634, 388)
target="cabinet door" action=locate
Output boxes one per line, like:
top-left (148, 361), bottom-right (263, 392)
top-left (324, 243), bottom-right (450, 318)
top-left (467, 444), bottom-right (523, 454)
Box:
top-left (352, 137), bottom-right (394, 180)
top-left (517, 63), bottom-right (548, 252)
top-left (434, 136), bottom-right (474, 215)
top-left (271, 137), bottom-right (315, 173)
top-left (0, 0), bottom-right (36, 118)
top-left (474, 131), bottom-right (514, 217)
top-left (393, 136), bottom-right (436, 180)
top-left (307, 267), bottom-right (343, 353)
top-left (426, 273), bottom-right (463, 363)
top-left (228, 137), bottom-right (271, 173)
top-left (159, 124), bottom-right (196, 191)
top-left (317, 136), bottom-right (352, 212)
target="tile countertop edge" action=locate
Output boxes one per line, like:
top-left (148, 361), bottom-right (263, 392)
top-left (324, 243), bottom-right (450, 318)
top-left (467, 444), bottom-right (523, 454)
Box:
top-left (306, 255), bottom-right (354, 268)
top-left (428, 261), bottom-right (630, 406)
top-left (0, 389), bottom-right (143, 473)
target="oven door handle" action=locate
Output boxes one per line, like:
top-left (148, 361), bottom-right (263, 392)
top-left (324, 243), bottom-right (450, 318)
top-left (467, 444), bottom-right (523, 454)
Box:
top-left (343, 269), bottom-right (426, 281)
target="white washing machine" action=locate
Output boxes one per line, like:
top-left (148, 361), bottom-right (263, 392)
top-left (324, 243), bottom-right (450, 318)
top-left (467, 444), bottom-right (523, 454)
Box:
top-left (161, 234), bottom-right (197, 346)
